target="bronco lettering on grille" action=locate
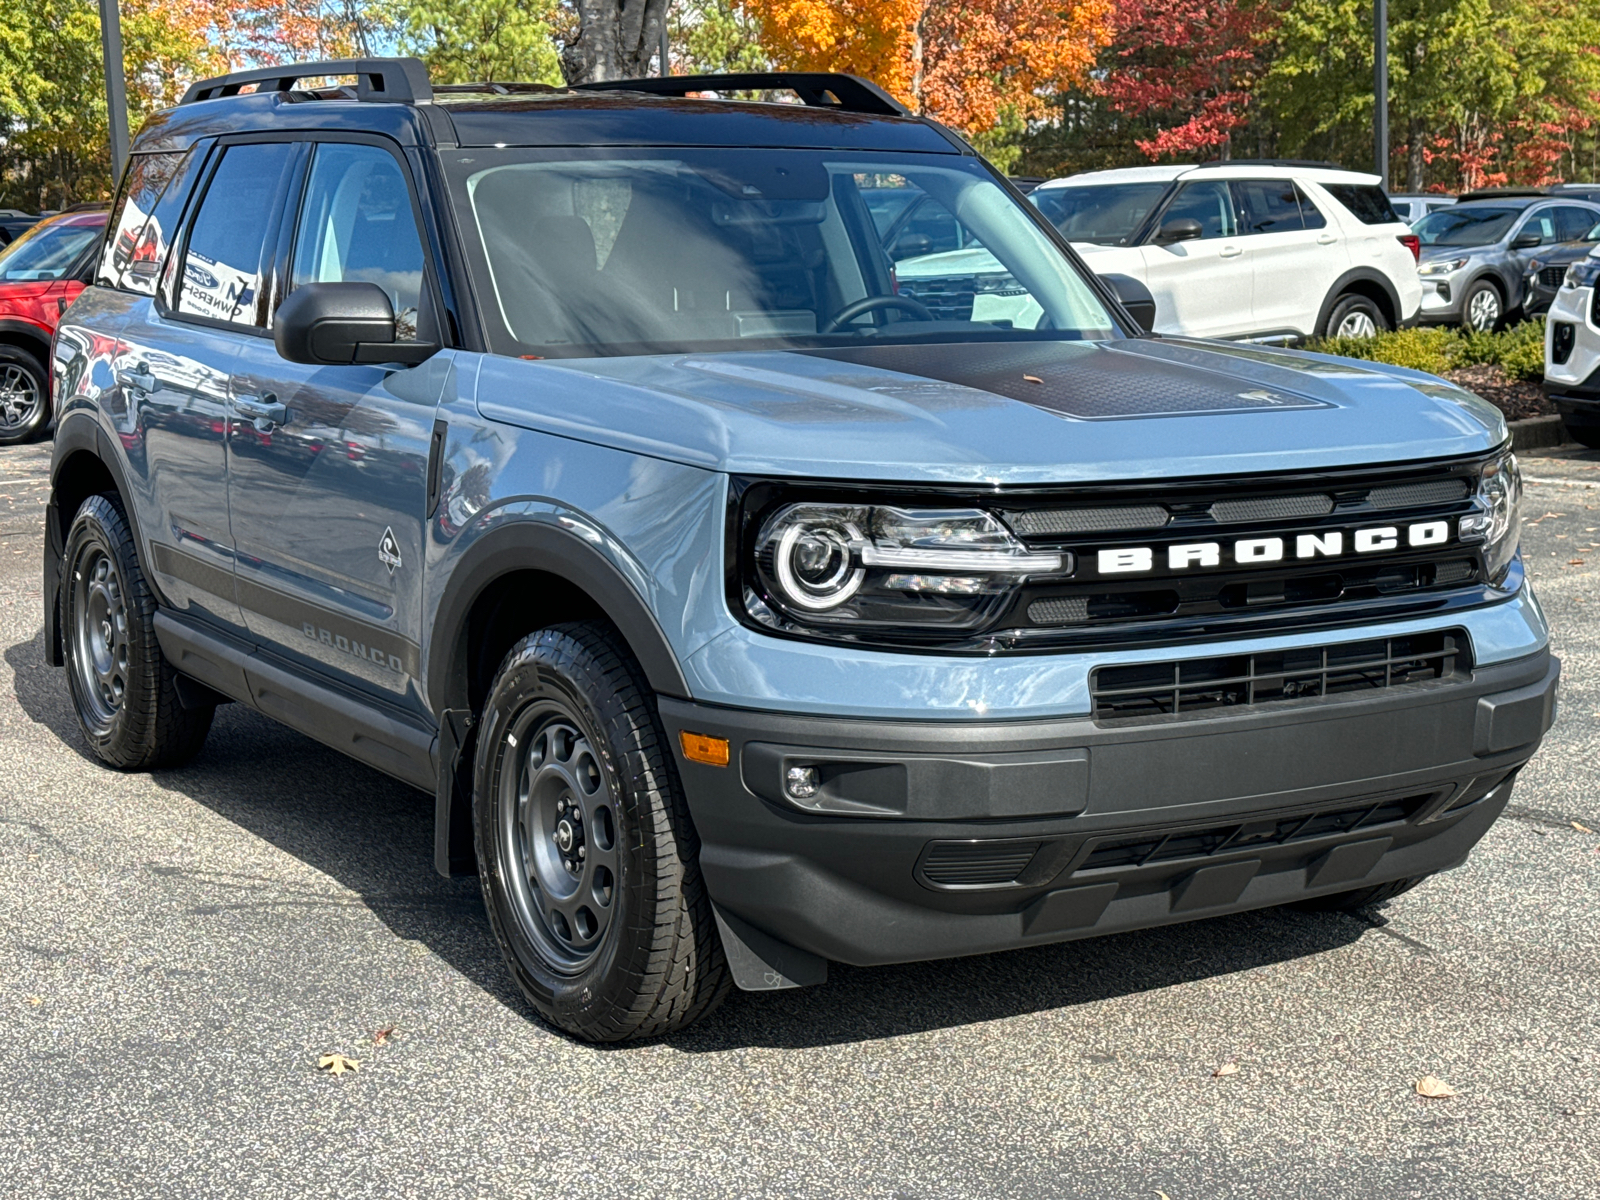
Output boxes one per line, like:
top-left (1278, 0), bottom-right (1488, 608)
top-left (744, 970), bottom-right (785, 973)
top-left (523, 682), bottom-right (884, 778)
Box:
top-left (1096, 520), bottom-right (1452, 575)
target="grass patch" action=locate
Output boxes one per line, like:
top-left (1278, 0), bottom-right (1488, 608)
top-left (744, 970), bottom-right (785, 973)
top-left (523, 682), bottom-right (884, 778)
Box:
top-left (1308, 318), bottom-right (1545, 383)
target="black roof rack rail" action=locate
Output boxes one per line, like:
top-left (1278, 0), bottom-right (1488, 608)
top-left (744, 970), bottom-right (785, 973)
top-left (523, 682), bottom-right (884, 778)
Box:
top-left (179, 57), bottom-right (432, 106)
top-left (433, 81), bottom-right (563, 97)
top-left (1195, 157), bottom-right (1348, 170)
top-left (572, 72), bottom-right (909, 117)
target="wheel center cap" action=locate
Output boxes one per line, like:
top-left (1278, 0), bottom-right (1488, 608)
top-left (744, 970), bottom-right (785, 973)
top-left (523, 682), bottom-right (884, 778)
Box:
top-left (554, 818), bottom-right (576, 853)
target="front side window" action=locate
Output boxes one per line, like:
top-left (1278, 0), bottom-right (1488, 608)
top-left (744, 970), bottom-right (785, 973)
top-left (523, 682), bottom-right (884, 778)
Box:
top-left (0, 217), bottom-right (104, 282)
top-left (1413, 205), bottom-right (1519, 247)
top-left (1030, 183), bottom-right (1170, 246)
top-left (98, 149), bottom-right (193, 292)
top-left (451, 149), bottom-right (1117, 357)
top-left (1161, 181), bottom-right (1239, 239)
top-left (176, 142), bottom-right (296, 328)
top-left (290, 143), bottom-right (427, 340)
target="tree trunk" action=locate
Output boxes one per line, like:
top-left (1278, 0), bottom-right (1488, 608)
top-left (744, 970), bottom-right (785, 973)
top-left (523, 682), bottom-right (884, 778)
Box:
top-left (1407, 117), bottom-right (1425, 192)
top-left (563, 0), bottom-right (670, 84)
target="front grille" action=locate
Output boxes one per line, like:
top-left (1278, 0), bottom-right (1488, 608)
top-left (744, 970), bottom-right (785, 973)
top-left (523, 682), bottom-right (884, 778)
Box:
top-left (896, 278), bottom-right (977, 322)
top-left (919, 840), bottom-right (1043, 887)
top-left (1540, 265), bottom-right (1566, 288)
top-left (1076, 792), bottom-right (1435, 872)
top-left (1090, 630), bottom-right (1468, 721)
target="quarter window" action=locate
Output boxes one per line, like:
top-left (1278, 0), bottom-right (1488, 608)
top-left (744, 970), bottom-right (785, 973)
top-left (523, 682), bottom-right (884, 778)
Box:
top-left (1321, 184), bottom-right (1401, 225)
top-left (177, 143), bottom-right (297, 329)
top-left (1162, 182), bottom-right (1239, 239)
top-left (290, 143), bottom-right (427, 340)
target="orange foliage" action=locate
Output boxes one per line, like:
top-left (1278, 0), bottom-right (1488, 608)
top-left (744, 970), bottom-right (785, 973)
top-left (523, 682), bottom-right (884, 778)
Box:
top-left (748, 0), bottom-right (1113, 133)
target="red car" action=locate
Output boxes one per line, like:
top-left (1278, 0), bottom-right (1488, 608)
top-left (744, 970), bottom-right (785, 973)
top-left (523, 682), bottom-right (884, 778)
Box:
top-left (0, 209), bottom-right (107, 445)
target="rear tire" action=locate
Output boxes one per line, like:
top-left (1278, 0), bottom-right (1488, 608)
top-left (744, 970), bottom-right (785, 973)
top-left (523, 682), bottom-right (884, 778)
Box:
top-left (1295, 874), bottom-right (1430, 913)
top-left (1561, 418), bottom-right (1600, 449)
top-left (0, 344), bottom-right (50, 445)
top-left (1323, 292), bottom-right (1390, 339)
top-left (474, 621), bottom-right (729, 1041)
top-left (61, 494), bottom-right (214, 769)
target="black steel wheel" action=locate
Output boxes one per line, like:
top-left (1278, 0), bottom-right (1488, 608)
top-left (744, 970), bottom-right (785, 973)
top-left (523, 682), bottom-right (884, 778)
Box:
top-left (0, 345), bottom-right (49, 445)
top-left (60, 494), bottom-right (214, 769)
top-left (474, 621), bottom-right (729, 1041)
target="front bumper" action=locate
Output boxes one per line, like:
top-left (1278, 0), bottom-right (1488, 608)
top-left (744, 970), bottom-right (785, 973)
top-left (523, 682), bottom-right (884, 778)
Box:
top-left (663, 648), bottom-right (1557, 981)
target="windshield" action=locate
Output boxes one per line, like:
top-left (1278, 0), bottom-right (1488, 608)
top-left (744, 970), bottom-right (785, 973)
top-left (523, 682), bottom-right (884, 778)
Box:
top-left (447, 149), bottom-right (1117, 357)
top-left (0, 218), bottom-right (102, 282)
top-left (1029, 183), bottom-right (1171, 246)
top-left (1413, 206), bottom-right (1520, 247)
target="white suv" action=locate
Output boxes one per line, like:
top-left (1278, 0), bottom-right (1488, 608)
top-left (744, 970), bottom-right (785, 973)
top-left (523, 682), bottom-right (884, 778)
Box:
top-left (1544, 249), bottom-right (1600, 446)
top-left (1028, 162), bottom-right (1424, 341)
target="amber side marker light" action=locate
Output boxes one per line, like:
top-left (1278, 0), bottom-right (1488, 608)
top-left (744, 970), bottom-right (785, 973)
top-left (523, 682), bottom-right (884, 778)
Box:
top-left (679, 731), bottom-right (730, 767)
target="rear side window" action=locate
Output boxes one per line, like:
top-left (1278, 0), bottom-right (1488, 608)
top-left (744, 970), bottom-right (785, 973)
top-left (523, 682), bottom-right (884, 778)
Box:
top-left (1233, 180), bottom-right (1303, 234)
top-left (289, 143), bottom-right (427, 341)
top-left (1162, 181), bottom-right (1239, 239)
top-left (1322, 184), bottom-right (1402, 225)
top-left (1555, 206), bottom-right (1596, 242)
top-left (98, 150), bottom-right (194, 292)
top-left (1295, 184), bottom-right (1327, 230)
top-left (176, 143), bottom-right (297, 329)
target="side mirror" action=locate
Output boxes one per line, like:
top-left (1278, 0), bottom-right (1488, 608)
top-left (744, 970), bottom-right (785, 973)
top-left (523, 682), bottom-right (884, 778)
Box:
top-left (1101, 273), bottom-right (1157, 334)
top-left (1154, 217), bottom-right (1203, 245)
top-left (274, 282), bottom-right (436, 366)
top-left (891, 232), bottom-right (933, 260)
top-left (1510, 230), bottom-right (1543, 250)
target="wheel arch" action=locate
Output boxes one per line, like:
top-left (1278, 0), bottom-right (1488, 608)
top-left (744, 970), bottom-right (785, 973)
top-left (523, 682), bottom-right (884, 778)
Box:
top-left (0, 317), bottom-right (52, 363)
top-left (1316, 269), bottom-right (1401, 336)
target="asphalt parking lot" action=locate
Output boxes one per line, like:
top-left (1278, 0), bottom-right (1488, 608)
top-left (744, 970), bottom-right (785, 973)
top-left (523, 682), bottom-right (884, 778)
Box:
top-left (1, 438), bottom-right (1596, 1199)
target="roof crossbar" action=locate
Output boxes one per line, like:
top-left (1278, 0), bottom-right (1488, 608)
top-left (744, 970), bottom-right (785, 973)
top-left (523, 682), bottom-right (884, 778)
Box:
top-left (180, 58), bottom-right (433, 106)
top-left (573, 73), bottom-right (910, 117)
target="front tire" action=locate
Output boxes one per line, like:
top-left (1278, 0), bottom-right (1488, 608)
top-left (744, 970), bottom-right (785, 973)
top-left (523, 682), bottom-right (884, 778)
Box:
top-left (0, 344), bottom-right (50, 445)
top-left (1461, 280), bottom-right (1504, 332)
top-left (474, 621), bottom-right (728, 1041)
top-left (1322, 292), bottom-right (1389, 339)
top-left (61, 494), bottom-right (214, 769)
top-left (1561, 417), bottom-right (1600, 449)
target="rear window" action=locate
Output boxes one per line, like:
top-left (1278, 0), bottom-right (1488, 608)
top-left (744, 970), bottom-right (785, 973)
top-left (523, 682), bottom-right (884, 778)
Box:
top-left (1322, 184), bottom-right (1402, 225)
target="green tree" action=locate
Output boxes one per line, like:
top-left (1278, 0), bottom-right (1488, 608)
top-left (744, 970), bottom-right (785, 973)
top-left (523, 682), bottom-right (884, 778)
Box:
top-left (667, 0), bottom-right (767, 74)
top-left (400, 0), bottom-right (564, 84)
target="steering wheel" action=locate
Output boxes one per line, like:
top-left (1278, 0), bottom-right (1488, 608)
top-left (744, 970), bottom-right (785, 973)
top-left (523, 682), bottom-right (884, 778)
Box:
top-left (820, 294), bottom-right (936, 334)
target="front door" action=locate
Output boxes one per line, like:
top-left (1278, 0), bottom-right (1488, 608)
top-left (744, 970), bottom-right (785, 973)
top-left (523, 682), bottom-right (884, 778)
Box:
top-left (1138, 181), bottom-right (1250, 338)
top-left (226, 140), bottom-right (446, 713)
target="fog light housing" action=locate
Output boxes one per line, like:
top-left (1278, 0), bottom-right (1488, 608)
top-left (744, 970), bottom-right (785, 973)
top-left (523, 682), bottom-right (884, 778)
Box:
top-left (1553, 321), bottom-right (1576, 365)
top-left (785, 765), bottom-right (821, 800)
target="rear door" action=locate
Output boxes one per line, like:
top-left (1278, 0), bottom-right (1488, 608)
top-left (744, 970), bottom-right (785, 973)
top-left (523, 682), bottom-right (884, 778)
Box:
top-left (225, 137), bottom-right (446, 714)
top-left (1137, 180), bottom-right (1250, 337)
top-left (113, 141), bottom-right (299, 630)
top-left (1232, 179), bottom-right (1342, 337)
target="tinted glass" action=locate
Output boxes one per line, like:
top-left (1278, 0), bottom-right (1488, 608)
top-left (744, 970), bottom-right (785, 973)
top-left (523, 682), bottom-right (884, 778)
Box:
top-left (291, 144), bottom-right (426, 340)
top-left (1555, 206), bottom-right (1596, 242)
top-left (98, 150), bottom-right (192, 292)
top-left (1233, 180), bottom-right (1304, 234)
top-left (1030, 183), bottom-right (1170, 245)
top-left (1295, 184), bottom-right (1327, 230)
top-left (1161, 181), bottom-right (1238, 239)
top-left (0, 218), bottom-right (104, 282)
top-left (1526, 208), bottom-right (1557, 243)
top-left (1413, 205), bottom-right (1519, 247)
top-left (1322, 184), bottom-right (1401, 225)
top-left (177, 143), bottom-right (296, 328)
top-left (453, 149), bottom-right (1116, 356)
top-left (860, 188), bottom-right (919, 237)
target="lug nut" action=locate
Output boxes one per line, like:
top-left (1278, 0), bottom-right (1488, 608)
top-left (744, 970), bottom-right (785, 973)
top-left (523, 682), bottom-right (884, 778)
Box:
top-left (578, 846), bottom-right (586, 859)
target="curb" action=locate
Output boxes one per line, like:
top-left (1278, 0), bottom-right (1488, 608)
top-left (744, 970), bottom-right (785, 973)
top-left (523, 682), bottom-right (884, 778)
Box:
top-left (1509, 415), bottom-right (1570, 451)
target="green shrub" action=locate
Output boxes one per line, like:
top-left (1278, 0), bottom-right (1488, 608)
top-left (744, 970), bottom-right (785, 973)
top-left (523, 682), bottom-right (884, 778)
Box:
top-left (1307, 317), bottom-right (1546, 382)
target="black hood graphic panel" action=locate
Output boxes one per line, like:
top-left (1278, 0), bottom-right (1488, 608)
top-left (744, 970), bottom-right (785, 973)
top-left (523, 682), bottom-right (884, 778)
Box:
top-left (801, 340), bottom-right (1332, 421)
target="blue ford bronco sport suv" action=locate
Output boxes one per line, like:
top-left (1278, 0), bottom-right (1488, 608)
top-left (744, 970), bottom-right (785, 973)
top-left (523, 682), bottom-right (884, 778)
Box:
top-left (47, 59), bottom-right (1556, 1041)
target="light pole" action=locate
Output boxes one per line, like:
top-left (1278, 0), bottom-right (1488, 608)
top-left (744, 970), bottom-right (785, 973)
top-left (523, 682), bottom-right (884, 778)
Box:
top-left (98, 0), bottom-right (130, 179)
top-left (1374, 0), bottom-right (1388, 189)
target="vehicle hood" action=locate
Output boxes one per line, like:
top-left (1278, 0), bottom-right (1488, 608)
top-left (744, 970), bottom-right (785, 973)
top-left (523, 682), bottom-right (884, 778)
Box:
top-left (1535, 240), bottom-right (1598, 265)
top-left (474, 338), bottom-right (1507, 484)
top-left (894, 247), bottom-right (1007, 277)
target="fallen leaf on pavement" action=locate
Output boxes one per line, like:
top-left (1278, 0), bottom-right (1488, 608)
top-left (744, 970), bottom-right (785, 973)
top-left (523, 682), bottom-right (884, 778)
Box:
top-left (1570, 559), bottom-right (1586, 565)
top-left (318, 1053), bottom-right (359, 1076)
top-left (1212, 1062), bottom-right (1239, 1077)
top-left (26, 996), bottom-right (42, 1007)
top-left (371, 1026), bottom-right (396, 1046)
top-left (1415, 1075), bottom-right (1457, 1098)
top-left (1574, 822), bottom-right (1594, 834)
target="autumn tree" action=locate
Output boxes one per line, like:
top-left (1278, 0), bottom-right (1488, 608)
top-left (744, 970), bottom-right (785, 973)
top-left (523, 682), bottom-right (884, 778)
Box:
top-left (745, 0), bottom-right (1113, 144)
top-left (400, 0), bottom-right (564, 84)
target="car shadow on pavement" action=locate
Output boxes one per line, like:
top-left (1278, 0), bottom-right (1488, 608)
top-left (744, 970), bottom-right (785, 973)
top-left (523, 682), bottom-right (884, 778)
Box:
top-left (9, 626), bottom-right (1371, 1050)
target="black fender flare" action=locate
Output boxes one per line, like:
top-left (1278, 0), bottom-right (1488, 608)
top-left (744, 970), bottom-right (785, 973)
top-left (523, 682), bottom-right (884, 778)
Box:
top-left (1316, 268), bottom-right (1404, 335)
top-left (44, 412), bottom-right (152, 666)
top-left (425, 518), bottom-right (693, 718)
top-left (0, 317), bottom-right (51, 358)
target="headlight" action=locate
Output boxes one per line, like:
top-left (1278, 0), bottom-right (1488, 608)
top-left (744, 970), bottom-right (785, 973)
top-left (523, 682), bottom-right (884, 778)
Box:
top-left (971, 273), bottom-right (1027, 297)
top-left (748, 502), bottom-right (1064, 636)
top-left (1458, 452), bottom-right (1522, 584)
top-left (1419, 257), bottom-right (1468, 277)
top-left (1564, 258), bottom-right (1600, 289)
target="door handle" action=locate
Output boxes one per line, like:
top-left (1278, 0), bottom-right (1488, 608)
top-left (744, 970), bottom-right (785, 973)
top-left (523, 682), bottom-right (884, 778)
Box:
top-left (1317, 232), bottom-right (1338, 245)
top-left (1219, 244), bottom-right (1243, 258)
top-left (114, 363), bottom-right (157, 394)
top-left (234, 392), bottom-right (288, 432)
